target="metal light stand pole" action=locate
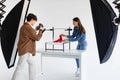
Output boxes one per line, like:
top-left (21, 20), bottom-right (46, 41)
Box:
top-left (52, 27), bottom-right (54, 49)
top-left (65, 27), bottom-right (72, 50)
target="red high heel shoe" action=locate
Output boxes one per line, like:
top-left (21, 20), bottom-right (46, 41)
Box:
top-left (54, 35), bottom-right (63, 43)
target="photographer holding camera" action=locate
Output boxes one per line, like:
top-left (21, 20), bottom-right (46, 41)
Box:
top-left (12, 13), bottom-right (45, 80)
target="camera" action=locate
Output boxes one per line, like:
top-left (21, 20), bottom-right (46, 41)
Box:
top-left (36, 23), bottom-right (44, 30)
top-left (36, 23), bottom-right (46, 33)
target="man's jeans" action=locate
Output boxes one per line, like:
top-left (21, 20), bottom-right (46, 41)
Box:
top-left (12, 53), bottom-right (37, 80)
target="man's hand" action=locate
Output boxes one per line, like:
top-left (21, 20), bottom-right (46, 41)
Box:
top-left (40, 26), bottom-right (45, 31)
top-left (39, 24), bottom-right (46, 33)
top-left (36, 23), bottom-right (44, 30)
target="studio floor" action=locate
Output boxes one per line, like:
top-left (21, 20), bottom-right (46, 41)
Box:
top-left (0, 46), bottom-right (120, 80)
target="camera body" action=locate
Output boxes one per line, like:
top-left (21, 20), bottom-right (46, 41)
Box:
top-left (36, 23), bottom-right (46, 33)
top-left (36, 23), bottom-right (44, 30)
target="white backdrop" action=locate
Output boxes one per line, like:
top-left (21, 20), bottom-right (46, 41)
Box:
top-left (0, 0), bottom-right (120, 80)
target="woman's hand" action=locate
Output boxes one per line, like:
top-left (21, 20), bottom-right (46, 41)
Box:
top-left (60, 34), bottom-right (67, 37)
top-left (63, 39), bottom-right (69, 42)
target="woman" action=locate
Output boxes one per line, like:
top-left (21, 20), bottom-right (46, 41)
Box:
top-left (61, 17), bottom-right (87, 77)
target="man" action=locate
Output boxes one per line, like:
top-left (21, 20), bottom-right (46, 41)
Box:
top-left (12, 13), bottom-right (45, 80)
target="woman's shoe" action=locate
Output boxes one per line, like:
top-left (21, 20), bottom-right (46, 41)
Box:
top-left (75, 68), bottom-right (80, 77)
top-left (54, 35), bottom-right (63, 43)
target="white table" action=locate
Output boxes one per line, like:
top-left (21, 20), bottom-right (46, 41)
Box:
top-left (37, 49), bottom-right (86, 80)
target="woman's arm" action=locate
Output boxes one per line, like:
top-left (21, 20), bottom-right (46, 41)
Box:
top-left (61, 34), bottom-right (67, 37)
top-left (68, 33), bottom-right (85, 42)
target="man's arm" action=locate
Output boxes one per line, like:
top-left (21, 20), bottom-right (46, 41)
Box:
top-left (25, 26), bottom-right (43, 41)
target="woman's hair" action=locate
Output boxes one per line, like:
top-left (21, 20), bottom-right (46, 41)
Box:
top-left (73, 17), bottom-right (86, 34)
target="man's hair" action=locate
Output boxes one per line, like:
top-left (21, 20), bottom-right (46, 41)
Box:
top-left (26, 13), bottom-right (37, 21)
